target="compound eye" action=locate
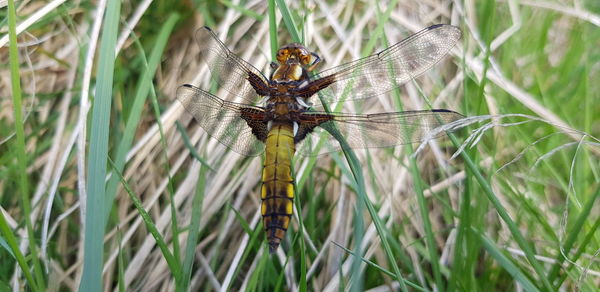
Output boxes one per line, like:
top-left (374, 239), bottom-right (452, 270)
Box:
top-left (296, 48), bottom-right (310, 65)
top-left (301, 54), bottom-right (311, 65)
top-left (276, 49), bottom-right (288, 62)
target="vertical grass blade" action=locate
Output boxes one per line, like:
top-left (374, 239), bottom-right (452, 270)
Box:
top-left (477, 230), bottom-right (539, 292)
top-left (368, 3), bottom-right (416, 291)
top-left (108, 159), bottom-right (178, 274)
top-left (277, 4), bottom-right (412, 290)
top-left (548, 186), bottom-right (600, 285)
top-left (148, 69), bottom-right (182, 269)
top-left (449, 169), bottom-right (473, 291)
top-left (555, 205), bottom-right (600, 287)
top-left (275, 0), bottom-right (300, 42)
top-left (275, 4), bottom-right (369, 290)
top-left (79, 0), bottom-right (121, 290)
top-left (408, 155), bottom-right (444, 291)
top-left (447, 133), bottom-right (554, 291)
top-left (104, 13), bottom-right (179, 224)
top-left (381, 29), bottom-right (444, 292)
top-left (6, 0), bottom-right (44, 290)
top-left (0, 209), bottom-right (36, 289)
top-left (290, 161), bottom-right (308, 291)
top-left (179, 164), bottom-right (208, 290)
top-left (276, 7), bottom-right (367, 291)
top-left (267, 0), bottom-right (278, 60)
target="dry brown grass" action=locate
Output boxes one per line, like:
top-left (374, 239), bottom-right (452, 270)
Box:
top-left (1, 0), bottom-right (599, 291)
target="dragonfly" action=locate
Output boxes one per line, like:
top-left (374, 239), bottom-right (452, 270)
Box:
top-left (177, 25), bottom-right (463, 253)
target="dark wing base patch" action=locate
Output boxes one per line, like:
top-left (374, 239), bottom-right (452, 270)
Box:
top-left (177, 84), bottom-right (267, 156)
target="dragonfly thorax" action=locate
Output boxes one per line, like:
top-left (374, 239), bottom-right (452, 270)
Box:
top-left (265, 97), bottom-right (307, 121)
top-left (271, 63), bottom-right (306, 83)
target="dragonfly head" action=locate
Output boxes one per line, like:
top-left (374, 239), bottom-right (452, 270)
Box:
top-left (276, 43), bottom-right (313, 66)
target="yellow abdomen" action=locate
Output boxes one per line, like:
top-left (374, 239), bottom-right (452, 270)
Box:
top-left (261, 123), bottom-right (295, 253)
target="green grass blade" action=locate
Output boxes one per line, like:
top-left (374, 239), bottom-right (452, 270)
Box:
top-left (79, 0), bottom-right (121, 290)
top-left (270, 8), bottom-right (309, 288)
top-left (108, 159), bottom-right (179, 273)
top-left (476, 230), bottom-right (540, 292)
top-left (408, 155), bottom-right (443, 291)
top-left (275, 7), bottom-right (367, 290)
top-left (448, 170), bottom-right (473, 291)
top-left (129, 17), bottom-right (184, 270)
top-left (275, 0), bottom-right (300, 42)
top-left (179, 165), bottom-right (208, 291)
top-left (449, 29), bottom-right (472, 292)
top-left (551, 186), bottom-right (600, 286)
top-left (147, 76), bottom-right (182, 270)
top-left (231, 205), bottom-right (253, 235)
top-left (247, 252), bottom-right (270, 290)
top-left (221, 0), bottom-right (263, 21)
top-left (195, 1), bottom-right (216, 28)
top-left (290, 160), bottom-right (308, 291)
top-left (104, 13), bottom-right (180, 224)
top-left (0, 210), bottom-right (36, 289)
top-left (278, 4), bottom-right (413, 290)
top-left (346, 5), bottom-right (416, 290)
top-left (224, 218), bottom-right (264, 291)
top-left (175, 122), bottom-right (214, 170)
top-left (311, 128), bottom-right (367, 292)
top-left (268, 0), bottom-right (278, 60)
top-left (448, 132), bottom-right (553, 291)
top-left (5, 0), bottom-right (42, 290)
top-left (332, 242), bottom-right (427, 291)
top-left (555, 213), bottom-right (600, 287)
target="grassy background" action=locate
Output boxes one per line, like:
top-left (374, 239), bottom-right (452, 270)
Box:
top-left (1, 0), bottom-right (599, 291)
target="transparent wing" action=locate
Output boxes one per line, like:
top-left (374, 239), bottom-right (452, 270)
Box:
top-left (295, 109), bottom-right (464, 156)
top-left (176, 84), bottom-right (267, 156)
top-left (298, 24), bottom-right (461, 105)
top-left (196, 27), bottom-right (270, 103)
